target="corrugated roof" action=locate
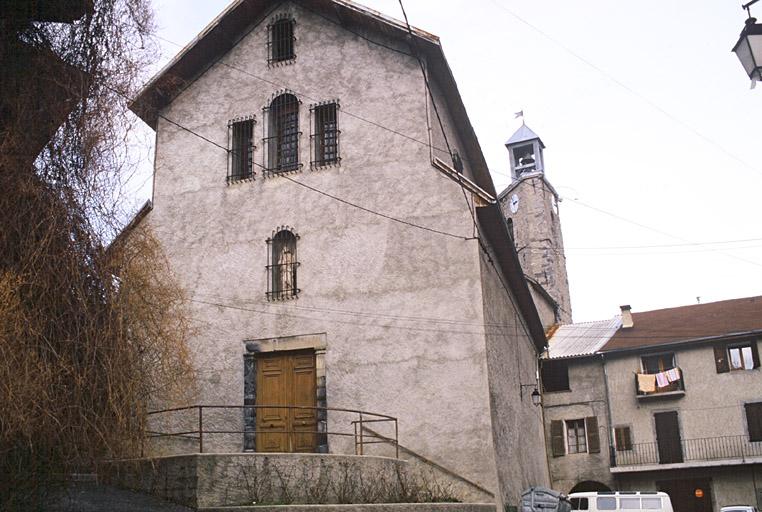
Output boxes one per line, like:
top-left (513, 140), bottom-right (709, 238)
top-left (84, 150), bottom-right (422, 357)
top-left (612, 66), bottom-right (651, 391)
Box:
top-left (505, 123), bottom-right (545, 148)
top-left (547, 316), bottom-right (621, 359)
top-left (602, 296), bottom-right (762, 353)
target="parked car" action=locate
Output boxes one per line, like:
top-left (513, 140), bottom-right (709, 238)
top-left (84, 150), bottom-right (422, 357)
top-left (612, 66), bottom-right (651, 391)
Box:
top-left (568, 491), bottom-right (673, 512)
top-left (720, 506), bottom-right (759, 512)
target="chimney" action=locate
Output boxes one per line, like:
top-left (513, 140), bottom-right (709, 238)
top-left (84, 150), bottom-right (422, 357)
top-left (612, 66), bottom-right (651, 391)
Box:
top-left (620, 305), bottom-right (633, 329)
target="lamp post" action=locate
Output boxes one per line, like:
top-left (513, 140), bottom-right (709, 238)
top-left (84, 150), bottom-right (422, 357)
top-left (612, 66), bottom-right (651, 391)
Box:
top-left (732, 0), bottom-right (762, 87)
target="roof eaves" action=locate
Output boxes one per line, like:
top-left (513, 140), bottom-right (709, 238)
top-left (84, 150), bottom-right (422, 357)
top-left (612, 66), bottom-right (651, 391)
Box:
top-left (600, 328), bottom-right (762, 355)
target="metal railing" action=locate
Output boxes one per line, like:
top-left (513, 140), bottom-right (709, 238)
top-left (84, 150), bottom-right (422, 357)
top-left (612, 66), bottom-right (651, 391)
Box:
top-left (144, 404), bottom-right (399, 458)
top-left (614, 435), bottom-right (762, 467)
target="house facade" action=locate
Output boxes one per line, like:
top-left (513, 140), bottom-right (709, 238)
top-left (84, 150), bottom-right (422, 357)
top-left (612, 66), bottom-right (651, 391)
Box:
top-left (129, 0), bottom-right (551, 506)
top-left (541, 297), bottom-right (762, 512)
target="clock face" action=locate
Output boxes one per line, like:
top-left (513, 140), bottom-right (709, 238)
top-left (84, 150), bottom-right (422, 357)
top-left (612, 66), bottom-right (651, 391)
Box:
top-left (509, 193), bottom-right (520, 213)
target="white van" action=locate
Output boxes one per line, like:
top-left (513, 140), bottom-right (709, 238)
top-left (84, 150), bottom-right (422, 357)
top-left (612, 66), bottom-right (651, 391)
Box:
top-left (568, 491), bottom-right (673, 512)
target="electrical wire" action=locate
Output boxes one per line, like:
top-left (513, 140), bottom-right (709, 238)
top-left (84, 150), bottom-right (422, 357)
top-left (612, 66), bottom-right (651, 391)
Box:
top-left (487, 0), bottom-right (762, 179)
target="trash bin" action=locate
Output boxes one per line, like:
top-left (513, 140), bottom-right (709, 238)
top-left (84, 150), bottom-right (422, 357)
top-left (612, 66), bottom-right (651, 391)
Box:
top-left (521, 486), bottom-right (572, 512)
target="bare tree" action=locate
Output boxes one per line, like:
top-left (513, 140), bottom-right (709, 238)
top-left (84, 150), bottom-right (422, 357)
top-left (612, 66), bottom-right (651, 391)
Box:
top-left (0, 1), bottom-right (194, 509)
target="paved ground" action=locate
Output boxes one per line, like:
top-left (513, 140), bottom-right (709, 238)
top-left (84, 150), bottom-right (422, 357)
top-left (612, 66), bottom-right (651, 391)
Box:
top-left (45, 481), bottom-right (191, 512)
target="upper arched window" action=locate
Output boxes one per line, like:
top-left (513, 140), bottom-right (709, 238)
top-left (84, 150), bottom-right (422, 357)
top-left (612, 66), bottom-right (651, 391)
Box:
top-left (265, 93), bottom-right (300, 174)
top-left (267, 229), bottom-right (299, 300)
top-left (268, 17), bottom-right (295, 64)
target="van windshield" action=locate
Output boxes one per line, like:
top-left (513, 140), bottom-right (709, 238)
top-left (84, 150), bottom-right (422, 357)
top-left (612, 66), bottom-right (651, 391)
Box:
top-left (571, 498), bottom-right (589, 510)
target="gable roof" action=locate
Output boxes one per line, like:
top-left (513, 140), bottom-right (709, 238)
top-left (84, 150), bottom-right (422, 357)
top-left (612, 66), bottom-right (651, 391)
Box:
top-left (131, 0), bottom-right (548, 350)
top-left (601, 296), bottom-right (762, 353)
top-left (505, 123), bottom-right (545, 148)
top-left (546, 316), bottom-right (621, 359)
top-left (130, 0), bottom-right (495, 189)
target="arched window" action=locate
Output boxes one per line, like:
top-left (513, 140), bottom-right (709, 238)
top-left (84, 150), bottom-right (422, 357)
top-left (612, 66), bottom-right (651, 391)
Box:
top-left (265, 93), bottom-right (300, 174)
top-left (267, 229), bottom-right (299, 300)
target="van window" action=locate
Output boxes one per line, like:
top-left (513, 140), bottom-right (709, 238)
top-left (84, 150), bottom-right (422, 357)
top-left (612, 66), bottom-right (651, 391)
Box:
top-left (597, 497), bottom-right (617, 510)
top-left (571, 498), bottom-right (589, 510)
top-left (642, 498), bottom-right (662, 509)
top-left (621, 498), bottom-right (641, 509)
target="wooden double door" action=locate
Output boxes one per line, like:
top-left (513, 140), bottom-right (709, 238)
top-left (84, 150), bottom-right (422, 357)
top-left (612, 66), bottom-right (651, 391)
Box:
top-left (254, 350), bottom-right (317, 453)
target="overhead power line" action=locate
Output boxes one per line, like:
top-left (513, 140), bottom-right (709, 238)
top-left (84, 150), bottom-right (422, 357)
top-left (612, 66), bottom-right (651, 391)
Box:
top-left (488, 0), bottom-right (762, 179)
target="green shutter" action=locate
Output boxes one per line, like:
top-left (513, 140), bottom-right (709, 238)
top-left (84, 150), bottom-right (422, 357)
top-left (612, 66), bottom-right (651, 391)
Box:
top-left (550, 420), bottom-right (565, 457)
top-left (586, 416), bottom-right (600, 454)
top-left (714, 343), bottom-right (729, 373)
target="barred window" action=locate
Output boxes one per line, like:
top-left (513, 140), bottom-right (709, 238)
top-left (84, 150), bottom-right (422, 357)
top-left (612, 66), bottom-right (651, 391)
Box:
top-left (311, 102), bottom-right (340, 167)
top-left (264, 93), bottom-right (301, 175)
top-left (268, 17), bottom-right (295, 64)
top-left (228, 116), bottom-right (255, 183)
top-left (267, 229), bottom-right (299, 300)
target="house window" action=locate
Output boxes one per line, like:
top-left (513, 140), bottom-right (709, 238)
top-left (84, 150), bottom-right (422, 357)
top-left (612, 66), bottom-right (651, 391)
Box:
top-left (715, 340), bottom-right (760, 373)
top-left (265, 93), bottom-right (300, 175)
top-left (566, 419), bottom-right (587, 454)
top-left (310, 102), bottom-right (340, 167)
top-left (227, 116), bottom-right (255, 182)
top-left (541, 359), bottom-right (570, 392)
top-left (266, 229), bottom-right (299, 300)
top-left (729, 342), bottom-right (756, 370)
top-left (745, 402), bottom-right (762, 442)
top-left (614, 425), bottom-right (633, 451)
top-left (267, 17), bottom-right (295, 64)
top-left (641, 353), bottom-right (676, 374)
top-left (640, 352), bottom-right (682, 393)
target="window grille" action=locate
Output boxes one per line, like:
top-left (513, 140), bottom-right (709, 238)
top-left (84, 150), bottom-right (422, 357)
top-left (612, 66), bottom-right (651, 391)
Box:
top-left (227, 116), bottom-right (256, 183)
top-left (310, 101), bottom-right (340, 168)
top-left (266, 229), bottom-right (300, 300)
top-left (263, 93), bottom-right (302, 176)
top-left (267, 16), bottom-right (295, 65)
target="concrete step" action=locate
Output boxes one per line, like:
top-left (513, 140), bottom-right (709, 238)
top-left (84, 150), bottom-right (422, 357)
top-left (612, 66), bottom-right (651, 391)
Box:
top-left (199, 504), bottom-right (496, 512)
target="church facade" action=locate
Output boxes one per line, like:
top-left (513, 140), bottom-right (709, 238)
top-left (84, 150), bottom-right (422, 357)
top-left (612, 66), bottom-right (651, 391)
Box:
top-left (129, 0), bottom-right (552, 507)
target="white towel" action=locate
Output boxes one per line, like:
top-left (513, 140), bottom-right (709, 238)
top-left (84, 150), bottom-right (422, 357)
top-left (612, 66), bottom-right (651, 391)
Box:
top-left (655, 372), bottom-right (669, 388)
top-left (665, 368), bottom-right (680, 382)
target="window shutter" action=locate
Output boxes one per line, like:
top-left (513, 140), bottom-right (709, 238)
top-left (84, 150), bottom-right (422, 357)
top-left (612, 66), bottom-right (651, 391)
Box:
top-left (586, 416), bottom-right (600, 453)
top-left (615, 426), bottom-right (632, 451)
top-left (750, 340), bottom-right (761, 369)
top-left (746, 402), bottom-right (762, 442)
top-left (550, 420), bottom-right (565, 457)
top-left (714, 342), bottom-right (730, 373)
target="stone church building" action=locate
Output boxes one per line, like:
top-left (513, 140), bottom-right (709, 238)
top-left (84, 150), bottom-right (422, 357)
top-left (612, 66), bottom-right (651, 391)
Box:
top-left (127, 0), bottom-right (571, 507)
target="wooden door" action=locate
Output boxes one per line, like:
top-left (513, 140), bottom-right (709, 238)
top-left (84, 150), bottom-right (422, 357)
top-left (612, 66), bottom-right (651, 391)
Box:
top-left (655, 411), bottom-right (683, 464)
top-left (255, 350), bottom-right (316, 453)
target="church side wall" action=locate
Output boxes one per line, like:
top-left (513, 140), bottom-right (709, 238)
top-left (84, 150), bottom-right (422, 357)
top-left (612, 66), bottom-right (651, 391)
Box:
top-left (478, 246), bottom-right (551, 508)
top-left (146, 2), bottom-right (500, 495)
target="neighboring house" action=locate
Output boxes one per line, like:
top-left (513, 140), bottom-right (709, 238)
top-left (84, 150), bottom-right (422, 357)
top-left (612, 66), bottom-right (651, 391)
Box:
top-left (128, 0), bottom-right (551, 507)
top-left (541, 317), bottom-right (621, 494)
top-left (542, 296), bottom-right (762, 512)
top-left (603, 298), bottom-right (762, 512)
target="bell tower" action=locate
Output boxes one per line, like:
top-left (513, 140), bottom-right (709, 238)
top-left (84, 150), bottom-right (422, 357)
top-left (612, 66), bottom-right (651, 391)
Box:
top-left (498, 122), bottom-right (572, 326)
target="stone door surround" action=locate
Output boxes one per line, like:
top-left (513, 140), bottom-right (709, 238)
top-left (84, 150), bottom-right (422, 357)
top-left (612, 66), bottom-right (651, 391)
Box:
top-left (243, 333), bottom-right (328, 452)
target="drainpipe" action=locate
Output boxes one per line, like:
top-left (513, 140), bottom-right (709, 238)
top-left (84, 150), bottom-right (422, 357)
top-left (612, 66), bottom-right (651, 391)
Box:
top-left (601, 353), bottom-right (616, 471)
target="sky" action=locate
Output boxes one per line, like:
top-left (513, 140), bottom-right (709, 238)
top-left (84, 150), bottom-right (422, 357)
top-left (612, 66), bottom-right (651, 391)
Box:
top-left (130, 0), bottom-right (762, 322)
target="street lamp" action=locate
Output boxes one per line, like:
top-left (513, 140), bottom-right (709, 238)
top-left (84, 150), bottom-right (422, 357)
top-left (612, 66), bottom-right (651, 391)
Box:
top-left (732, 0), bottom-right (762, 87)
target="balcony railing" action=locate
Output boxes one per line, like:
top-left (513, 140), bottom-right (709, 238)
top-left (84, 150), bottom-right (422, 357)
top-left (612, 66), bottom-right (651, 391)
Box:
top-left (614, 435), bottom-right (762, 467)
top-left (635, 367), bottom-right (685, 398)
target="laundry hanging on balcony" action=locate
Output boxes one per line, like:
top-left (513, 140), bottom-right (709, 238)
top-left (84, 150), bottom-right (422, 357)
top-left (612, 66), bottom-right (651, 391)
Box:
top-left (637, 373), bottom-right (656, 393)
top-left (665, 367), bottom-right (680, 383)
top-left (655, 372), bottom-right (669, 388)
